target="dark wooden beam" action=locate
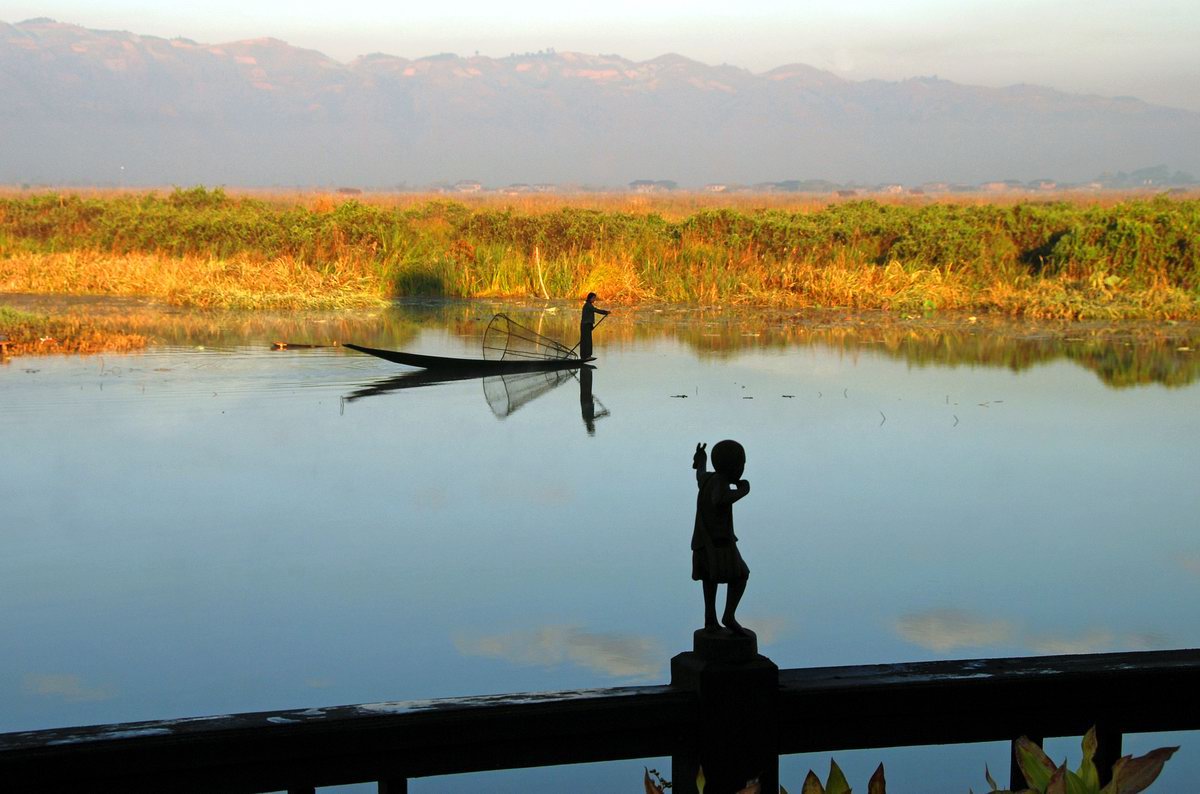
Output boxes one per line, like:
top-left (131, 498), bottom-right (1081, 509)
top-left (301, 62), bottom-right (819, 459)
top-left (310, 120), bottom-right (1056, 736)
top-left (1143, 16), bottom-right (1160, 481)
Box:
top-left (0, 685), bottom-right (692, 793)
top-left (775, 648), bottom-right (1200, 754)
top-left (2, 649), bottom-right (1196, 793)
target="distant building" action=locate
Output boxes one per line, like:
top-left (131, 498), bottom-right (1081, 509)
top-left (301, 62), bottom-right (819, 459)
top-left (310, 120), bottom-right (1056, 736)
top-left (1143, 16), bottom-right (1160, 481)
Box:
top-left (880, 184), bottom-right (904, 195)
top-left (629, 180), bottom-right (677, 193)
top-left (335, 187), bottom-right (362, 195)
top-left (704, 183), bottom-right (728, 193)
top-left (1029, 179), bottom-right (1058, 191)
top-left (454, 180), bottom-right (484, 193)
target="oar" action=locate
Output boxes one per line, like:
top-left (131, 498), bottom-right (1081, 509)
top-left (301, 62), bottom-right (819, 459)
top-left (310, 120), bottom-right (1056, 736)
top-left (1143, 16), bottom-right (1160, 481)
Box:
top-left (565, 313), bottom-right (608, 358)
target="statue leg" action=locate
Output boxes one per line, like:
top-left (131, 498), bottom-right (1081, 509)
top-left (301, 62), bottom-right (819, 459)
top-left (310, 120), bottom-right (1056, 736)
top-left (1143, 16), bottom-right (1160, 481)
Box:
top-left (702, 580), bottom-right (719, 629)
top-left (722, 578), bottom-right (748, 635)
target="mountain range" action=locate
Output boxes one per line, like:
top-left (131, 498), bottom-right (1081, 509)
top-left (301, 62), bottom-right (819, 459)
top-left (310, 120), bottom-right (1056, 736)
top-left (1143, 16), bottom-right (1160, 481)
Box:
top-left (3, 18), bottom-right (1199, 188)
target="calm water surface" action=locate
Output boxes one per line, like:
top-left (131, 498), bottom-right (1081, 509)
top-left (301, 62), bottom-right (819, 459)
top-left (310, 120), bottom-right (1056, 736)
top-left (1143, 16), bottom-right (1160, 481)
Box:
top-left (2, 297), bottom-right (1198, 791)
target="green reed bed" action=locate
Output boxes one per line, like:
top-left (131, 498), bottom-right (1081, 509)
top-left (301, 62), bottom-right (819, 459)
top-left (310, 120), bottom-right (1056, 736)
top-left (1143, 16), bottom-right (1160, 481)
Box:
top-left (1, 188), bottom-right (1197, 317)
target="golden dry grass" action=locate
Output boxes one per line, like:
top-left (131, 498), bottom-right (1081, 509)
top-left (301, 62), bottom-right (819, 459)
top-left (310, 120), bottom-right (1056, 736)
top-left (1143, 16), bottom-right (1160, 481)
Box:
top-left (0, 250), bottom-right (388, 310)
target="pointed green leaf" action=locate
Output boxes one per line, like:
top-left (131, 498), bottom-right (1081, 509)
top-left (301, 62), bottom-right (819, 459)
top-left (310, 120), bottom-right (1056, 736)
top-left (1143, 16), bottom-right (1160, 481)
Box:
top-left (1081, 728), bottom-right (1098, 765)
top-left (867, 762), bottom-right (886, 794)
top-left (826, 759), bottom-right (852, 794)
top-left (801, 770), bottom-right (825, 794)
top-left (1016, 737), bottom-right (1057, 790)
top-left (986, 763), bottom-right (1000, 790)
top-left (1074, 727), bottom-right (1100, 789)
top-left (1062, 768), bottom-right (1095, 794)
top-left (1046, 765), bottom-right (1068, 794)
top-left (1109, 746), bottom-right (1178, 794)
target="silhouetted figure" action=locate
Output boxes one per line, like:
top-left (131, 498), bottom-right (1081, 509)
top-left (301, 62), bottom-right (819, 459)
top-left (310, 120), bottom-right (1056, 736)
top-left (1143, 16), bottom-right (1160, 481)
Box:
top-left (691, 440), bottom-right (751, 636)
top-left (578, 292), bottom-right (609, 360)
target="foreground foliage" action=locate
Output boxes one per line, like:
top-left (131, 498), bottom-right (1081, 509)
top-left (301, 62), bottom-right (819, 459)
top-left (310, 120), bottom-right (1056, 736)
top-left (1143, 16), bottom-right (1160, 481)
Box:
top-left (1, 189), bottom-right (1197, 317)
top-left (978, 729), bottom-right (1179, 794)
top-left (641, 728), bottom-right (1177, 794)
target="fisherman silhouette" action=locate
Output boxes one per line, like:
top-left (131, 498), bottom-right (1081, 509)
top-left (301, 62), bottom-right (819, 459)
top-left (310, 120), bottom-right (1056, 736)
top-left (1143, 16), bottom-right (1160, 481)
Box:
top-left (578, 292), bottom-right (609, 360)
top-left (691, 440), bottom-right (751, 636)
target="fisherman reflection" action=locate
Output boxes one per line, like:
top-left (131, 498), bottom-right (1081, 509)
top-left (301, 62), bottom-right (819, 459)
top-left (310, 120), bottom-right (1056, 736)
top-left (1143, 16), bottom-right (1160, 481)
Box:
top-left (580, 366), bottom-right (596, 434)
top-left (577, 366), bottom-right (610, 435)
top-left (579, 292), bottom-right (609, 360)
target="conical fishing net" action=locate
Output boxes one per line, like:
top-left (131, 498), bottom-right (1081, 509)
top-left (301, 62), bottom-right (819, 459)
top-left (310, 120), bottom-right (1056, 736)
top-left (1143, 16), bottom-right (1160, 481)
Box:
top-left (482, 313), bottom-right (576, 361)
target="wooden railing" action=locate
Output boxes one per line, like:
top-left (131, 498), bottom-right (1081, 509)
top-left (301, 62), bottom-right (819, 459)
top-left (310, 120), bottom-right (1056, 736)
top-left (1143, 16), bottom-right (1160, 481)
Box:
top-left (2, 648), bottom-right (1197, 793)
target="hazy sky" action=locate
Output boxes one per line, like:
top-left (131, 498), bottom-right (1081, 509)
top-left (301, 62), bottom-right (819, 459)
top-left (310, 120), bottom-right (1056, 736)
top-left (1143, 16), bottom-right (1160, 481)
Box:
top-left (9, 0), bottom-right (1200, 110)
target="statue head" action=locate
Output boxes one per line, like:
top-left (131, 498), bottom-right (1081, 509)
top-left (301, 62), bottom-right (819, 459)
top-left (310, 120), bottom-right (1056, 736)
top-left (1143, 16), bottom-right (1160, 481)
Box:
top-left (710, 439), bottom-right (745, 480)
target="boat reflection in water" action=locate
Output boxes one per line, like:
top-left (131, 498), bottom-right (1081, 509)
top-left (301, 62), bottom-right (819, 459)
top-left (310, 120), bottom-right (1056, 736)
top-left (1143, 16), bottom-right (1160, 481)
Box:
top-left (343, 363), bottom-right (605, 427)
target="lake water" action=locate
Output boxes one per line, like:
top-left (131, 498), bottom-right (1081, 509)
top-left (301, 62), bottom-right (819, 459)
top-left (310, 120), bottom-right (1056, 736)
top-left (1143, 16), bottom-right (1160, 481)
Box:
top-left (2, 296), bottom-right (1198, 792)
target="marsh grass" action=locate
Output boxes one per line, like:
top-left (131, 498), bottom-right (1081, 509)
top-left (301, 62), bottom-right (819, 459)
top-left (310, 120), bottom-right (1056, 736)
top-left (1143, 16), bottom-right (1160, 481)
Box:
top-left (1, 188), bottom-right (1197, 318)
top-left (0, 250), bottom-right (388, 310)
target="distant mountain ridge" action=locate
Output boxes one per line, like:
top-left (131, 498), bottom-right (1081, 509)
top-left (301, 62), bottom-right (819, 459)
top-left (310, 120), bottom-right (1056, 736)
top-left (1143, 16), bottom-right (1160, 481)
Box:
top-left (2, 18), bottom-right (1198, 187)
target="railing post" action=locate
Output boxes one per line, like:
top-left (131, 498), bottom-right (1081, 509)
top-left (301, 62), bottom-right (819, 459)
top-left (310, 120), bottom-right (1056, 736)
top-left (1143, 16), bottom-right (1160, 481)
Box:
top-left (1010, 735), bottom-right (1041, 790)
top-left (671, 629), bottom-right (779, 794)
top-left (1094, 723), bottom-right (1122, 787)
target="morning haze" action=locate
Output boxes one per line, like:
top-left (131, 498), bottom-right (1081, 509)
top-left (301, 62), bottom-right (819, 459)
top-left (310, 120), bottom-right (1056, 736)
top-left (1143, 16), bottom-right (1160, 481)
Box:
top-left (2, 14), bottom-right (1199, 188)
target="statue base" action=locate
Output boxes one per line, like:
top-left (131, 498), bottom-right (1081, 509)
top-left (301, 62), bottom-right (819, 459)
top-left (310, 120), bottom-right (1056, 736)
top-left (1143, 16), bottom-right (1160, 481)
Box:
top-left (670, 631), bottom-right (778, 794)
top-left (691, 626), bottom-right (757, 663)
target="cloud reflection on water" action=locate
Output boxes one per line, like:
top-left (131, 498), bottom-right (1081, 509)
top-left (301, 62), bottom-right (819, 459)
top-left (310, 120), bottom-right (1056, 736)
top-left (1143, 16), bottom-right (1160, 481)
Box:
top-left (455, 626), bottom-right (664, 681)
top-left (1025, 630), bottom-right (1168, 656)
top-left (893, 609), bottom-right (1015, 652)
top-left (895, 608), bottom-right (1170, 656)
top-left (23, 673), bottom-right (117, 703)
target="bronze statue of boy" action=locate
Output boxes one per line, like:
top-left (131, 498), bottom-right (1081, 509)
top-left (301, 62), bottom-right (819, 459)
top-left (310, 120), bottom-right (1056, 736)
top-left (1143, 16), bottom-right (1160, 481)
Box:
top-left (691, 440), bottom-right (751, 636)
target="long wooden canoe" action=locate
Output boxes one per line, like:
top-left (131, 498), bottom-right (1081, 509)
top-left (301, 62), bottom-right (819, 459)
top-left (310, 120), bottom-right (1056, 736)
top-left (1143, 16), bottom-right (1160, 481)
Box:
top-left (344, 343), bottom-right (591, 372)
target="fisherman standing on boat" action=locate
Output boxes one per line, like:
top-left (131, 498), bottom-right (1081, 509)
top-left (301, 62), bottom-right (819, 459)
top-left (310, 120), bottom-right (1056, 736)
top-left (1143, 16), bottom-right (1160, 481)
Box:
top-left (579, 292), bottom-right (609, 360)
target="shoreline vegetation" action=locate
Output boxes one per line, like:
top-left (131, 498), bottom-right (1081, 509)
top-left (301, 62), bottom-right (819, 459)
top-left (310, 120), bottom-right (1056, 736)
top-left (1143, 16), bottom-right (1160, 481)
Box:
top-left (0, 187), bottom-right (1197, 320)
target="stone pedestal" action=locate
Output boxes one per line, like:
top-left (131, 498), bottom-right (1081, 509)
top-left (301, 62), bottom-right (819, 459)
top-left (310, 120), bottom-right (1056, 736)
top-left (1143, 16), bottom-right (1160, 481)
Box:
top-left (670, 628), bottom-right (779, 794)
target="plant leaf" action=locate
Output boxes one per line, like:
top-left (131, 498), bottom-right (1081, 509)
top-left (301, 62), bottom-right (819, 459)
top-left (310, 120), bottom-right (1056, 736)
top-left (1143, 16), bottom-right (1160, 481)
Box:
top-left (1062, 768), bottom-right (1093, 794)
top-left (1016, 737), bottom-right (1057, 790)
top-left (826, 758), bottom-right (852, 794)
top-left (1077, 728), bottom-right (1100, 790)
top-left (1109, 746), bottom-right (1179, 794)
top-left (1045, 765), bottom-right (1068, 794)
top-left (867, 762), bottom-right (886, 794)
top-left (697, 765), bottom-right (706, 794)
top-left (801, 770), bottom-right (825, 794)
top-left (986, 763), bottom-right (1000, 790)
